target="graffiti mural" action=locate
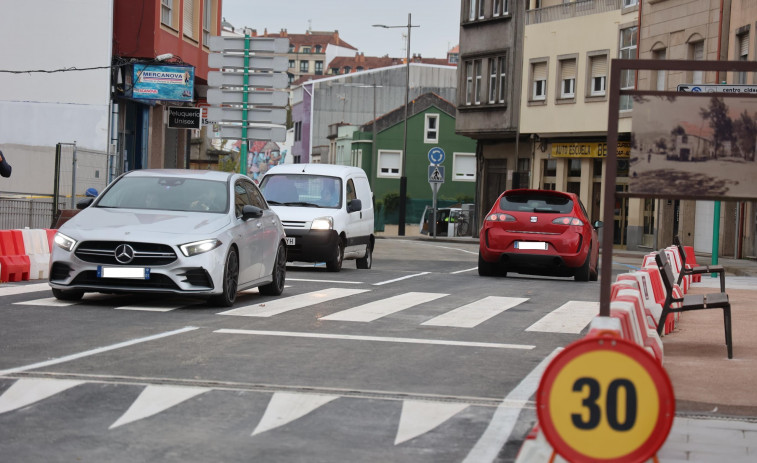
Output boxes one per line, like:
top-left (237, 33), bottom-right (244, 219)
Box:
top-left (246, 140), bottom-right (288, 182)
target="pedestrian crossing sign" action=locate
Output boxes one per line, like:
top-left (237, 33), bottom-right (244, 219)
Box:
top-left (428, 165), bottom-right (445, 183)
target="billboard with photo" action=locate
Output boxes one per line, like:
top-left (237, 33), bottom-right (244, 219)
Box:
top-left (130, 64), bottom-right (195, 102)
top-left (630, 94), bottom-right (757, 200)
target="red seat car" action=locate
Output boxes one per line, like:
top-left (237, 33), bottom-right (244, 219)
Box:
top-left (478, 189), bottom-right (602, 281)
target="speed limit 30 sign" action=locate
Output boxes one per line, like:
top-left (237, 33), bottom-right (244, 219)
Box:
top-left (536, 337), bottom-right (675, 462)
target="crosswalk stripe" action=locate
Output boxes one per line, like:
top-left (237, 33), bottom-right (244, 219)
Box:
top-left (321, 292), bottom-right (447, 322)
top-left (0, 283), bottom-right (52, 297)
top-left (422, 296), bottom-right (529, 328)
top-left (525, 301), bottom-right (599, 334)
top-left (217, 288), bottom-right (370, 317)
top-left (15, 297), bottom-right (78, 307)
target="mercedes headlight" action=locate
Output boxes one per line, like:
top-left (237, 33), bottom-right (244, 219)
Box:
top-left (180, 239), bottom-right (222, 257)
top-left (53, 233), bottom-right (77, 252)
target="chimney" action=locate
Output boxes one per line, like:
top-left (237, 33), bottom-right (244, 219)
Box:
top-left (251, 29), bottom-right (257, 37)
top-left (264, 28), bottom-right (268, 36)
top-left (280, 28), bottom-right (287, 37)
top-left (333, 30), bottom-right (340, 45)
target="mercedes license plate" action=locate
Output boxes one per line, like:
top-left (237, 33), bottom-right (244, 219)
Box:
top-left (98, 266), bottom-right (150, 279)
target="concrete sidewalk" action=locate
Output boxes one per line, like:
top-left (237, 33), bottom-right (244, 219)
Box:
top-left (376, 226), bottom-right (757, 461)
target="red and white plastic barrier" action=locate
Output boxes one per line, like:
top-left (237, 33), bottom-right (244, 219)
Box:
top-left (0, 228), bottom-right (55, 283)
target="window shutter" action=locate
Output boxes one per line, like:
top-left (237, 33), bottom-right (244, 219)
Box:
top-left (533, 62), bottom-right (547, 81)
top-left (561, 59), bottom-right (576, 80)
top-left (740, 34), bottom-right (750, 58)
top-left (183, 0), bottom-right (194, 37)
top-left (591, 55), bottom-right (607, 78)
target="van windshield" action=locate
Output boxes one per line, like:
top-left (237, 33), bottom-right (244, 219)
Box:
top-left (260, 174), bottom-right (342, 209)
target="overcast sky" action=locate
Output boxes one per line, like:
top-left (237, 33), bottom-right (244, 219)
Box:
top-left (221, 0), bottom-right (462, 59)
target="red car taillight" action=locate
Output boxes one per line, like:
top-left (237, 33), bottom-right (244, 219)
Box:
top-left (552, 217), bottom-right (584, 226)
top-left (486, 213), bottom-right (516, 222)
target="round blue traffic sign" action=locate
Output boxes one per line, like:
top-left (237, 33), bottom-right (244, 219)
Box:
top-left (428, 147), bottom-right (445, 165)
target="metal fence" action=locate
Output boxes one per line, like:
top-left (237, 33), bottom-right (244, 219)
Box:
top-left (0, 198), bottom-right (56, 230)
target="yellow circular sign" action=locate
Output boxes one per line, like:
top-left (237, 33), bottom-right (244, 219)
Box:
top-left (537, 337), bottom-right (674, 462)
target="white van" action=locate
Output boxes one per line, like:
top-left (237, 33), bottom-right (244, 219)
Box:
top-left (259, 164), bottom-right (375, 271)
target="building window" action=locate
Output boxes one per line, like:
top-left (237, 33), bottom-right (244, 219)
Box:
top-left (623, 0), bottom-right (638, 7)
top-left (315, 61), bottom-right (323, 75)
top-left (588, 53), bottom-right (607, 97)
top-left (344, 66), bottom-right (352, 74)
top-left (463, 59), bottom-right (483, 106)
top-left (689, 40), bottom-right (704, 84)
top-left (202, 0), bottom-right (213, 46)
top-left (356, 66), bottom-right (364, 72)
top-left (378, 150), bottom-right (402, 178)
top-left (424, 114), bottom-right (439, 143)
top-left (568, 159), bottom-right (582, 177)
top-left (493, 0), bottom-right (509, 16)
top-left (488, 59), bottom-right (498, 103)
top-left (300, 61), bottom-right (309, 73)
top-left (653, 48), bottom-right (666, 90)
top-left (487, 55), bottom-right (507, 104)
top-left (315, 45), bottom-right (322, 53)
top-left (465, 61), bottom-right (473, 104)
top-left (294, 121), bottom-right (302, 142)
top-left (498, 56), bottom-right (507, 103)
top-left (737, 32), bottom-right (749, 84)
top-left (289, 44), bottom-right (295, 53)
top-left (467, 0), bottom-right (484, 21)
top-left (453, 153), bottom-right (476, 182)
top-left (351, 149), bottom-right (362, 167)
top-left (302, 47), bottom-right (311, 54)
top-left (183, 0), bottom-right (196, 40)
top-left (619, 26), bottom-right (637, 111)
top-left (161, 0), bottom-right (176, 28)
top-left (531, 60), bottom-right (547, 101)
top-left (559, 57), bottom-right (576, 99)
top-left (331, 67), bottom-right (339, 74)
top-left (474, 60), bottom-right (482, 104)
top-left (289, 59), bottom-right (295, 69)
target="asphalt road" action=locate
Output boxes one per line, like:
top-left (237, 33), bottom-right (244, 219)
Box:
top-left (0, 239), bottom-right (628, 463)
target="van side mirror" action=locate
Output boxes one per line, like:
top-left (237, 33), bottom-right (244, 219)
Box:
top-left (347, 199), bottom-right (362, 213)
top-left (241, 204), bottom-right (263, 220)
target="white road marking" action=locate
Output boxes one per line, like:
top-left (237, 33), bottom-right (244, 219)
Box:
top-left (463, 348), bottom-right (562, 463)
top-left (109, 385), bottom-right (210, 429)
top-left (525, 301), bottom-right (599, 334)
top-left (0, 283), bottom-right (52, 297)
top-left (251, 392), bottom-right (339, 436)
top-left (217, 288), bottom-right (369, 317)
top-left (451, 267), bottom-right (478, 274)
top-left (422, 296), bottom-right (529, 328)
top-left (215, 329), bottom-right (534, 350)
top-left (373, 272), bottom-right (430, 286)
top-left (395, 400), bottom-right (469, 445)
top-left (0, 378), bottom-right (84, 414)
top-left (287, 278), bottom-right (363, 284)
top-left (0, 326), bottom-right (199, 376)
top-left (14, 297), bottom-right (78, 307)
top-left (321, 292), bottom-right (447, 322)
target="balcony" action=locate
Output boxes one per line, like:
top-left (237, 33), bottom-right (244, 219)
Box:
top-left (526, 0), bottom-right (621, 25)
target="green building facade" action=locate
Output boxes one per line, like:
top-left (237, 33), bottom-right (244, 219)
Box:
top-left (352, 93), bottom-right (477, 225)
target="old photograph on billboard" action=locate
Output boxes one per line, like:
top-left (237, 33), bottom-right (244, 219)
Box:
top-left (630, 95), bottom-right (757, 200)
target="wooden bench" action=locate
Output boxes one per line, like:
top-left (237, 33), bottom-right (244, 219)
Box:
top-left (655, 251), bottom-right (733, 359)
top-left (673, 235), bottom-right (726, 292)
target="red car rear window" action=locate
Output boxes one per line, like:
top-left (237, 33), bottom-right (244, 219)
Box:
top-left (499, 193), bottom-right (573, 214)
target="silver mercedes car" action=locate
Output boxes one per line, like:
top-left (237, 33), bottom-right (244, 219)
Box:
top-left (49, 169), bottom-right (287, 306)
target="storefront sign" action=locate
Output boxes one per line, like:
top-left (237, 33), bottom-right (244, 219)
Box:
top-left (130, 64), bottom-right (195, 102)
top-left (552, 142), bottom-right (630, 158)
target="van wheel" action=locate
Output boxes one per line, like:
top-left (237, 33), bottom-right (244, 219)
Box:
top-left (356, 243), bottom-right (372, 269)
top-left (326, 238), bottom-right (344, 272)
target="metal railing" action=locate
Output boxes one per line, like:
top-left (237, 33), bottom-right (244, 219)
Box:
top-left (0, 198), bottom-right (56, 230)
top-left (526, 0), bottom-right (622, 25)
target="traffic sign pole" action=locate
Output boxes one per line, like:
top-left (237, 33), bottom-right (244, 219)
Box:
top-left (240, 33), bottom-right (250, 175)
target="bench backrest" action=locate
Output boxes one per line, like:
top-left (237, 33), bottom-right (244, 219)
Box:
top-left (673, 235), bottom-right (688, 267)
top-left (654, 252), bottom-right (677, 300)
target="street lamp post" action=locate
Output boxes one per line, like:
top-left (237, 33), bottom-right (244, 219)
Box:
top-left (373, 13), bottom-right (418, 236)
